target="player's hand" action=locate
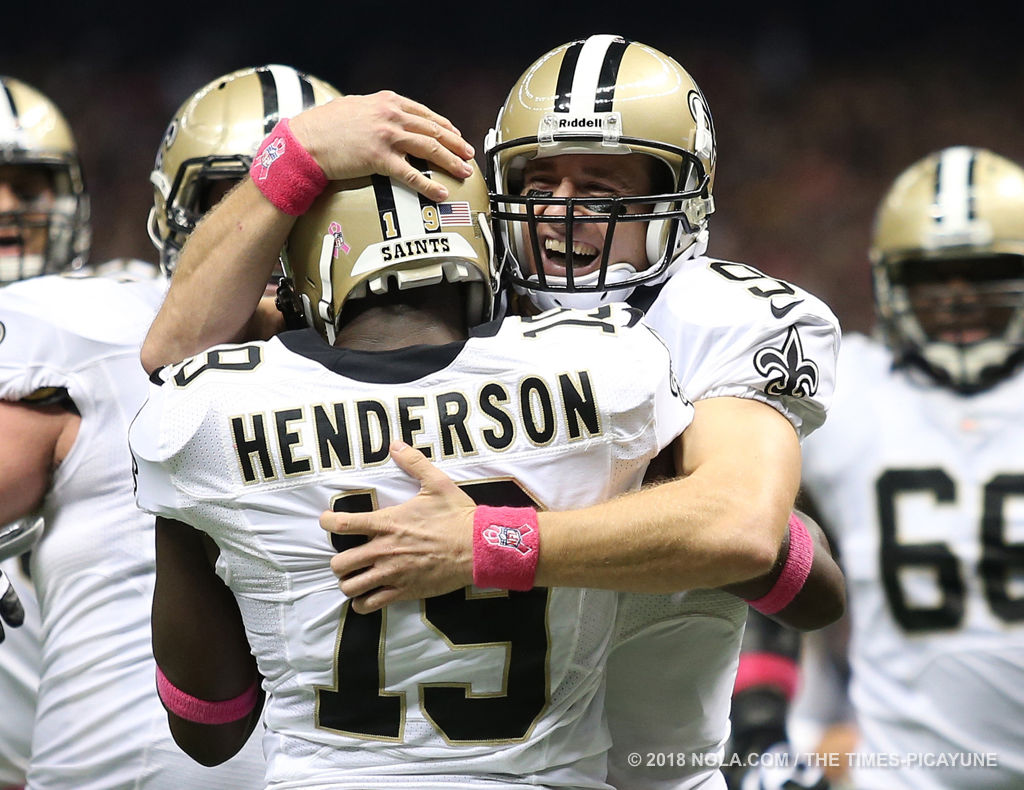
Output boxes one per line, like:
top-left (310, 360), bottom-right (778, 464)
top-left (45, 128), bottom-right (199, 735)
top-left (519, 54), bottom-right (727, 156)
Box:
top-left (289, 91), bottom-right (475, 202)
top-left (321, 441), bottom-right (475, 613)
top-left (734, 743), bottom-right (829, 790)
top-left (0, 567), bottom-right (25, 643)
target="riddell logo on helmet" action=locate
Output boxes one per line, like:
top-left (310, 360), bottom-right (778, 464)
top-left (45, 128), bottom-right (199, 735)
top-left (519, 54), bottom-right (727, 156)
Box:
top-left (538, 112), bottom-right (622, 145)
top-left (555, 117), bottom-right (603, 129)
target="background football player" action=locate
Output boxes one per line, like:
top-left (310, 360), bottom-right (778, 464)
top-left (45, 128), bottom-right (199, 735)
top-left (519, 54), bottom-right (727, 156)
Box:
top-left (800, 145), bottom-right (1024, 789)
top-left (0, 64), bottom-right (341, 789)
top-left (0, 75), bottom-right (89, 790)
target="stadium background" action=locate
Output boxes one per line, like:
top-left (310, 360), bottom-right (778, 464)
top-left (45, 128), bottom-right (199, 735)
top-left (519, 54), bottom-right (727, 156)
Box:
top-left (7, 1), bottom-right (1023, 334)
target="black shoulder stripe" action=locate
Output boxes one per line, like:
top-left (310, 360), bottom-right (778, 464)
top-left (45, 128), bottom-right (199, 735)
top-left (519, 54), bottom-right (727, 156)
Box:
top-left (595, 38), bottom-right (629, 112)
top-left (256, 67), bottom-right (279, 134)
top-left (554, 41), bottom-right (584, 113)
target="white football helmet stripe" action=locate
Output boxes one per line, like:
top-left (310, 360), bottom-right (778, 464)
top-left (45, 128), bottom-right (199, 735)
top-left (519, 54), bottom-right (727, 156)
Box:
top-left (934, 146), bottom-right (976, 232)
top-left (567, 34), bottom-right (620, 114)
top-left (268, 64), bottom-right (307, 120)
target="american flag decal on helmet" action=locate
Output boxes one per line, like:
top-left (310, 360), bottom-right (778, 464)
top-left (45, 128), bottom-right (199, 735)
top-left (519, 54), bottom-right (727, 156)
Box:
top-left (438, 201), bottom-right (472, 227)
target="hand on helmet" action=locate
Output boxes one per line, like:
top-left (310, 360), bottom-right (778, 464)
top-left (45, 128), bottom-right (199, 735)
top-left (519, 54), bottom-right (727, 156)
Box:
top-left (0, 567), bottom-right (26, 643)
top-left (289, 92), bottom-right (475, 203)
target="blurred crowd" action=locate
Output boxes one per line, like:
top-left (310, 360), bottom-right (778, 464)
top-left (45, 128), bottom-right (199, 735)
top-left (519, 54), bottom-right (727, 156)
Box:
top-left (7, 9), bottom-right (1024, 336)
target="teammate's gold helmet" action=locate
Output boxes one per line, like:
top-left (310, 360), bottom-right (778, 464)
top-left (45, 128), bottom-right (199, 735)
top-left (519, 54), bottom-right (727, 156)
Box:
top-left (0, 76), bottom-right (90, 283)
top-left (148, 64), bottom-right (340, 274)
top-left (485, 34), bottom-right (716, 308)
top-left (871, 146), bottom-right (1024, 392)
top-left (281, 161), bottom-right (496, 343)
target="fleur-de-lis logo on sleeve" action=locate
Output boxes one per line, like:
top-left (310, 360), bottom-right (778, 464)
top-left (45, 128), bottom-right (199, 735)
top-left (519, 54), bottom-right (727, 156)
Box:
top-left (753, 326), bottom-right (820, 398)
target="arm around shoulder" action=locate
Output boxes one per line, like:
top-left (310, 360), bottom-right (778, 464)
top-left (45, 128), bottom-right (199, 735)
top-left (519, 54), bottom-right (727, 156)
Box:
top-left (535, 396), bottom-right (801, 591)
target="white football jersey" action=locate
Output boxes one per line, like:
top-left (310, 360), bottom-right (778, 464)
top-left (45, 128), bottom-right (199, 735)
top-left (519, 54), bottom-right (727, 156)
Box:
top-left (802, 333), bottom-right (1024, 790)
top-left (131, 304), bottom-right (691, 790)
top-left (644, 255), bottom-right (839, 435)
top-left (0, 553), bottom-right (39, 786)
top-left (0, 274), bottom-right (266, 789)
top-left (607, 255), bottom-right (841, 790)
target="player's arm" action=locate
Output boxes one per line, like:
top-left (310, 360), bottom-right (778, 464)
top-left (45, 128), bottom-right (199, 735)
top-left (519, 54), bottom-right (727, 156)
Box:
top-left (0, 399), bottom-right (77, 526)
top-left (139, 176), bottom-right (293, 374)
top-left (151, 516), bottom-right (263, 766)
top-left (325, 395), bottom-right (801, 610)
top-left (140, 91), bottom-right (476, 374)
top-left (720, 509), bottom-right (845, 632)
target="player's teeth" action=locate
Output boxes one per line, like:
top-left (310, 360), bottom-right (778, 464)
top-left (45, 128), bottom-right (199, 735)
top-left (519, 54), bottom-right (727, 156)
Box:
top-left (544, 239), bottom-right (597, 256)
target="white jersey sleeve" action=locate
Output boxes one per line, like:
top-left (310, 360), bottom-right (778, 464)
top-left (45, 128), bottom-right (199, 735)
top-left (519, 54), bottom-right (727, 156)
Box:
top-left (644, 256), bottom-right (840, 438)
top-left (0, 274), bottom-right (164, 401)
top-left (0, 274), bottom-right (266, 790)
top-left (130, 304), bottom-right (691, 790)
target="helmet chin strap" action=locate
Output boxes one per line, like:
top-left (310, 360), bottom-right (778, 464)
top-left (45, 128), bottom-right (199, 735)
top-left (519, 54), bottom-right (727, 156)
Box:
top-left (517, 261), bottom-right (640, 311)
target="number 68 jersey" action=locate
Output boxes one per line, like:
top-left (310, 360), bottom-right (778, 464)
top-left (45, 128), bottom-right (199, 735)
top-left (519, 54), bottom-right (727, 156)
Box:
top-left (801, 333), bottom-right (1024, 790)
top-left (130, 305), bottom-right (691, 790)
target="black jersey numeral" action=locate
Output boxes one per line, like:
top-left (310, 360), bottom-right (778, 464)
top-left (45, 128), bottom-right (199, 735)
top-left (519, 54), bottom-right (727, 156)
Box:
top-left (877, 469), bottom-right (1024, 631)
top-left (171, 346), bottom-right (262, 387)
top-left (315, 480), bottom-right (550, 743)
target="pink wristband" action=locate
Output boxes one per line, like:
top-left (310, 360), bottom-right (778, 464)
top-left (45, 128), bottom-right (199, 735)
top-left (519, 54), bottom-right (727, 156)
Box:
top-left (249, 117), bottom-right (327, 215)
top-left (746, 512), bottom-right (814, 615)
top-left (156, 666), bottom-right (259, 725)
top-left (473, 505), bottom-right (540, 591)
top-left (733, 651), bottom-right (800, 700)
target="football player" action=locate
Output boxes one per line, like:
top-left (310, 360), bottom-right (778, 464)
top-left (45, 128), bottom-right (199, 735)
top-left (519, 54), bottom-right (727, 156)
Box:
top-left (129, 162), bottom-right (692, 787)
top-left (0, 75), bottom-right (87, 790)
top-left (322, 36), bottom-right (843, 790)
top-left (130, 36), bottom-right (844, 790)
top-left (800, 146), bottom-right (1024, 789)
top-left (140, 89), bottom-right (478, 373)
top-left (0, 66), bottom-right (341, 789)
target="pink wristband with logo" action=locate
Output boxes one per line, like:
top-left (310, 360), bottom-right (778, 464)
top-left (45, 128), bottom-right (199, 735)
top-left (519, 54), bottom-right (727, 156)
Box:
top-left (156, 666), bottom-right (259, 725)
top-left (249, 117), bottom-right (327, 215)
top-left (473, 506), bottom-right (540, 591)
top-left (746, 512), bottom-right (814, 615)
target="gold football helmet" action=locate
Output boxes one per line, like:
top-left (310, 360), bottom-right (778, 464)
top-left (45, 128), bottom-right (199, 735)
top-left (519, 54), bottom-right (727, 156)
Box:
top-left (871, 146), bottom-right (1024, 392)
top-left (148, 64), bottom-right (341, 273)
top-left (0, 76), bottom-right (90, 283)
top-left (281, 161), bottom-right (496, 343)
top-left (485, 34), bottom-right (716, 309)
